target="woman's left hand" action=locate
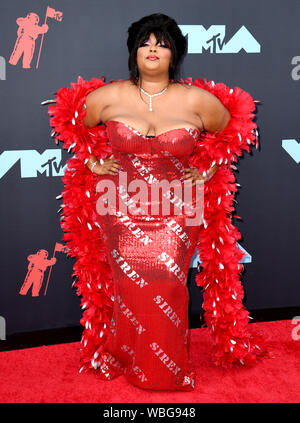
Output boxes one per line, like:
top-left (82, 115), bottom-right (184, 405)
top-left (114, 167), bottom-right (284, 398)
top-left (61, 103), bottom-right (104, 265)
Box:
top-left (183, 165), bottom-right (219, 186)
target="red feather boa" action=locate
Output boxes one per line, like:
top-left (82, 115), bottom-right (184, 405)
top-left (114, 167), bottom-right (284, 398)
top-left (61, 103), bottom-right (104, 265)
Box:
top-left (44, 75), bottom-right (271, 373)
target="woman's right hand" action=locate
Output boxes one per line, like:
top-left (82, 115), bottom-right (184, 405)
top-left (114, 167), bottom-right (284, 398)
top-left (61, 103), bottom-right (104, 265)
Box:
top-left (90, 154), bottom-right (120, 176)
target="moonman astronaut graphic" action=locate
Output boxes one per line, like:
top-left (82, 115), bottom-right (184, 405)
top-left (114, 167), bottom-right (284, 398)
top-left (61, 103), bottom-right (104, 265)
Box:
top-left (9, 13), bottom-right (49, 69)
top-left (19, 249), bottom-right (56, 297)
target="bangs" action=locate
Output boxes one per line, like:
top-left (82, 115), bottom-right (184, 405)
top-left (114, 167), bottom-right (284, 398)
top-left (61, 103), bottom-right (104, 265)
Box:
top-left (137, 30), bottom-right (171, 49)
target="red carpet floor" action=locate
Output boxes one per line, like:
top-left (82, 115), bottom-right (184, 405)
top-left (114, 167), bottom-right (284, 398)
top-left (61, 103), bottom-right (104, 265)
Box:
top-left (0, 320), bottom-right (299, 403)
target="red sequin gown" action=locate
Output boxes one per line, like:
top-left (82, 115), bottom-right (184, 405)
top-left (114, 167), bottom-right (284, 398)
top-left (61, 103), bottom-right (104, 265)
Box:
top-left (94, 120), bottom-right (203, 391)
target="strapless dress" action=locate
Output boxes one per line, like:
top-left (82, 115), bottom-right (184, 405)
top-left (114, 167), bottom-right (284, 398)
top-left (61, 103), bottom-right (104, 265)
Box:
top-left (93, 120), bottom-right (203, 391)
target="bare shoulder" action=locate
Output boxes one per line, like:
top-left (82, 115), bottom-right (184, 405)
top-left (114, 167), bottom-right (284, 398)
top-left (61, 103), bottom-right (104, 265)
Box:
top-left (86, 80), bottom-right (120, 104)
top-left (83, 80), bottom-right (121, 127)
top-left (115, 78), bottom-right (139, 95)
top-left (187, 84), bottom-right (222, 106)
top-left (187, 84), bottom-right (231, 132)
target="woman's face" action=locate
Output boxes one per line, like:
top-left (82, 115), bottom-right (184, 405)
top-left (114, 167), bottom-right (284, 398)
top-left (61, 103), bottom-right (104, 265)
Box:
top-left (136, 32), bottom-right (172, 76)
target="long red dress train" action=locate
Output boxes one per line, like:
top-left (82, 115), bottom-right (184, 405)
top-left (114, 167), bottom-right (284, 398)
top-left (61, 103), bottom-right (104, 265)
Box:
top-left (43, 75), bottom-right (271, 391)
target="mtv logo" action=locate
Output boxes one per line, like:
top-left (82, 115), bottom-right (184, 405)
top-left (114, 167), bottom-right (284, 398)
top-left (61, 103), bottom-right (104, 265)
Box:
top-left (282, 139), bottom-right (300, 163)
top-left (179, 25), bottom-right (260, 54)
top-left (0, 149), bottom-right (68, 179)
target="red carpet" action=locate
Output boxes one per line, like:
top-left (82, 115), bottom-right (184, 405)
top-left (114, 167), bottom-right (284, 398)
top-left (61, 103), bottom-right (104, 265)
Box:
top-left (0, 320), bottom-right (299, 403)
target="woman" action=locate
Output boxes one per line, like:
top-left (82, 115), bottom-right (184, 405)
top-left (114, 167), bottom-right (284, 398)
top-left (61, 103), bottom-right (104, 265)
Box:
top-left (45, 13), bottom-right (270, 391)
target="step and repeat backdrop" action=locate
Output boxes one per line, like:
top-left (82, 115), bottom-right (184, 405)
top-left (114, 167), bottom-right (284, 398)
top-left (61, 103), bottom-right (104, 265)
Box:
top-left (0, 0), bottom-right (299, 340)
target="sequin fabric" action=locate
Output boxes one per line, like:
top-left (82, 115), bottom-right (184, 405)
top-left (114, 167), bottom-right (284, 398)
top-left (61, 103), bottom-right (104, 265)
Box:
top-left (94, 120), bottom-right (203, 391)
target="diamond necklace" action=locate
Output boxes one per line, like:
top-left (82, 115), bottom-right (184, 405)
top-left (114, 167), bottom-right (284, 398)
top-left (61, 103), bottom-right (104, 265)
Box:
top-left (138, 84), bottom-right (169, 112)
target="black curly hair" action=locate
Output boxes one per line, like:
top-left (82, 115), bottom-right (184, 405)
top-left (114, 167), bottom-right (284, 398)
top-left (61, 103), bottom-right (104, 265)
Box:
top-left (127, 13), bottom-right (187, 86)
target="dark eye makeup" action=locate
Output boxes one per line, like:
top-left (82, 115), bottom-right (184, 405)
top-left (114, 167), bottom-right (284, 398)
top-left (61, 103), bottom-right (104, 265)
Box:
top-left (139, 40), bottom-right (169, 48)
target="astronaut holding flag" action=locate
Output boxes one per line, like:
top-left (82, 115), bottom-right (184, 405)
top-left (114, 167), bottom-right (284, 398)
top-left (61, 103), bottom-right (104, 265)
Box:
top-left (9, 7), bottom-right (63, 69)
top-left (19, 242), bottom-right (68, 297)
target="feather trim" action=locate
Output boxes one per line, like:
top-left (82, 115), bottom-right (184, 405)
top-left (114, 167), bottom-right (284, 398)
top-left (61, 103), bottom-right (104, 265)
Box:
top-left (44, 75), bottom-right (271, 373)
top-left (185, 76), bottom-right (270, 367)
top-left (44, 75), bottom-right (121, 373)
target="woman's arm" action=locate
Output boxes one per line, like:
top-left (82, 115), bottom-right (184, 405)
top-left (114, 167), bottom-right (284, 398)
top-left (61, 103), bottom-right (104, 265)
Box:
top-left (193, 86), bottom-right (231, 134)
top-left (82, 87), bottom-right (104, 128)
top-left (184, 87), bottom-right (231, 184)
top-left (82, 84), bottom-right (120, 175)
top-left (82, 91), bottom-right (101, 171)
